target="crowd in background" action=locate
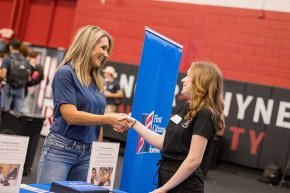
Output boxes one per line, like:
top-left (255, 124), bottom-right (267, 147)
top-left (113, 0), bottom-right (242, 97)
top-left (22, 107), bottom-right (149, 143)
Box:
top-left (0, 38), bottom-right (44, 115)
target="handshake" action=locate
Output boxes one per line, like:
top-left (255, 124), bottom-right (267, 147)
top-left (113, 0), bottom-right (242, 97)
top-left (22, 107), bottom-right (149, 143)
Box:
top-left (107, 113), bottom-right (136, 133)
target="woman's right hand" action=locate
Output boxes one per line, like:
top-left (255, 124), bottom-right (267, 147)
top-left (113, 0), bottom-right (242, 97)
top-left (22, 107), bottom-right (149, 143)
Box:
top-left (107, 113), bottom-right (130, 132)
top-left (119, 115), bottom-right (136, 128)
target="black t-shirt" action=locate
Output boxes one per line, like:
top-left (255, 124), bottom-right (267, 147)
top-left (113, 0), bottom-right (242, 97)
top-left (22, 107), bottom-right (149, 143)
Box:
top-left (105, 80), bottom-right (121, 105)
top-left (162, 103), bottom-right (217, 161)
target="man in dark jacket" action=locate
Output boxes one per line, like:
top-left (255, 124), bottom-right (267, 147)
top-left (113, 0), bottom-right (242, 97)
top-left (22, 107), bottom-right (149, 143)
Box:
top-left (0, 38), bottom-right (31, 113)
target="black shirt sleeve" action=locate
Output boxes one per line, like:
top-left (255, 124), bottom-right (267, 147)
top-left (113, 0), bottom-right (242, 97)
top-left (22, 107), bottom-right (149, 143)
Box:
top-left (1, 57), bottom-right (10, 69)
top-left (113, 80), bottom-right (121, 91)
top-left (192, 109), bottom-right (216, 140)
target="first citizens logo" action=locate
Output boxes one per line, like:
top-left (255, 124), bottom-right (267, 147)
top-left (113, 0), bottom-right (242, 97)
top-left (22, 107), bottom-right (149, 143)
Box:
top-left (136, 111), bottom-right (165, 154)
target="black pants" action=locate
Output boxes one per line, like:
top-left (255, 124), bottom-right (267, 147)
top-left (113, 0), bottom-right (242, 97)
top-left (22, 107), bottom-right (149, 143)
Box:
top-left (158, 159), bottom-right (204, 193)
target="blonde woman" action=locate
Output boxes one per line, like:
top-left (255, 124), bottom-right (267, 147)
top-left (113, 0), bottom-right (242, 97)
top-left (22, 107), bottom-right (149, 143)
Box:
top-left (121, 61), bottom-right (225, 193)
top-left (37, 25), bottom-right (128, 183)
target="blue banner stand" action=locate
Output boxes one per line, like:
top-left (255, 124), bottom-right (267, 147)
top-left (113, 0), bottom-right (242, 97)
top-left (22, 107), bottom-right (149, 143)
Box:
top-left (120, 27), bottom-right (183, 193)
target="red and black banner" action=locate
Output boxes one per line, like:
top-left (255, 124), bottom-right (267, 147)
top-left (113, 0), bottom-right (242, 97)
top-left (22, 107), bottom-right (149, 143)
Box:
top-left (32, 46), bottom-right (290, 171)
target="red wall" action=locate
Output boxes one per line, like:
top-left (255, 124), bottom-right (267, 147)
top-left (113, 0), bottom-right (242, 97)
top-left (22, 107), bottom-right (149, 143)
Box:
top-left (72, 0), bottom-right (290, 89)
top-left (23, 0), bottom-right (76, 48)
top-left (0, 0), bottom-right (13, 29)
top-left (0, 0), bottom-right (76, 47)
top-left (1, 0), bottom-right (290, 89)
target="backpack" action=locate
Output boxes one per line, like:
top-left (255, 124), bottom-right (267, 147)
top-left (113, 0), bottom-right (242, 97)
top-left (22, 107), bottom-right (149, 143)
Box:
top-left (26, 64), bottom-right (44, 87)
top-left (7, 55), bottom-right (30, 88)
top-left (258, 163), bottom-right (281, 185)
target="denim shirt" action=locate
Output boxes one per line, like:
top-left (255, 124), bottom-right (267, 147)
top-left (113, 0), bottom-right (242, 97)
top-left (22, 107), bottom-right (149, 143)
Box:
top-left (50, 64), bottom-right (106, 143)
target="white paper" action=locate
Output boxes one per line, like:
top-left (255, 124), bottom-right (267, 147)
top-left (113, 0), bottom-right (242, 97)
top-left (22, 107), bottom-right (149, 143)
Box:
top-left (0, 134), bottom-right (29, 193)
top-left (87, 142), bottom-right (120, 191)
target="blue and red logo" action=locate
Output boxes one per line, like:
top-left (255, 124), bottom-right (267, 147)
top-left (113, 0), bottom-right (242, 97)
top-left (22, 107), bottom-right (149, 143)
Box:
top-left (136, 111), bottom-right (154, 153)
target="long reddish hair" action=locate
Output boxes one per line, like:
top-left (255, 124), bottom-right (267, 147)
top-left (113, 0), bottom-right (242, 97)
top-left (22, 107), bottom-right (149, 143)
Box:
top-left (185, 61), bottom-right (225, 132)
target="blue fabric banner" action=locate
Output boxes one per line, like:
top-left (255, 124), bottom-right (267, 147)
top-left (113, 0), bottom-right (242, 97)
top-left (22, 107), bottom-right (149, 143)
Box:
top-left (120, 27), bottom-right (183, 193)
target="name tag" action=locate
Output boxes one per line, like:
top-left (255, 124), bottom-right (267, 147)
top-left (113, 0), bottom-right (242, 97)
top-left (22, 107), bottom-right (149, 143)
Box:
top-left (170, 114), bottom-right (182, 124)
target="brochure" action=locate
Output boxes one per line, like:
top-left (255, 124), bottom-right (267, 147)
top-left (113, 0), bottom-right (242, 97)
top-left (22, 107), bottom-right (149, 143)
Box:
top-left (87, 142), bottom-right (120, 191)
top-left (0, 134), bottom-right (29, 193)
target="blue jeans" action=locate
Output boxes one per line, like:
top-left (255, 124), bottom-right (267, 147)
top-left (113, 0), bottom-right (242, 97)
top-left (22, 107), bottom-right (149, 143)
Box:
top-left (1, 84), bottom-right (25, 113)
top-left (37, 132), bottom-right (92, 183)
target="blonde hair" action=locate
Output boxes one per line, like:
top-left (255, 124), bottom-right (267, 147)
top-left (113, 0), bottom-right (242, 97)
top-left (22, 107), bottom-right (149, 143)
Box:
top-left (185, 61), bottom-right (225, 132)
top-left (58, 25), bottom-right (113, 91)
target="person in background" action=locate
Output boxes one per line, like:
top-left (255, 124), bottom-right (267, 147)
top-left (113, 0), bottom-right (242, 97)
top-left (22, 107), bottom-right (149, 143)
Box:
top-left (0, 39), bottom-right (8, 67)
top-left (0, 38), bottom-right (31, 113)
top-left (0, 53), bottom-right (5, 68)
top-left (0, 52), bottom-right (4, 93)
top-left (103, 65), bottom-right (123, 113)
top-left (0, 39), bottom-right (8, 112)
top-left (37, 25), bottom-right (129, 184)
top-left (23, 50), bottom-right (44, 114)
top-left (19, 43), bottom-right (29, 58)
top-left (100, 66), bottom-right (124, 141)
top-left (0, 52), bottom-right (3, 106)
top-left (25, 50), bottom-right (43, 87)
top-left (120, 61), bottom-right (225, 193)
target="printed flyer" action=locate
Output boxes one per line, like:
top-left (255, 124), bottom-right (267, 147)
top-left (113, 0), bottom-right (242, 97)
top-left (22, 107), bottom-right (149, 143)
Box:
top-left (87, 142), bottom-right (120, 191)
top-left (0, 134), bottom-right (29, 193)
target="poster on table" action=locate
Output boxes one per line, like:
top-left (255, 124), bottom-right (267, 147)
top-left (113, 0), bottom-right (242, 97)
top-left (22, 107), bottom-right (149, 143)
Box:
top-left (120, 27), bottom-right (183, 193)
top-left (87, 142), bottom-right (120, 191)
top-left (0, 134), bottom-right (29, 193)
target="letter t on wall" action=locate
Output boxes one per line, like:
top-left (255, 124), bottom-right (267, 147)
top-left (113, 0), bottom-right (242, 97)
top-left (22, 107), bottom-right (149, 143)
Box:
top-left (230, 126), bottom-right (245, 151)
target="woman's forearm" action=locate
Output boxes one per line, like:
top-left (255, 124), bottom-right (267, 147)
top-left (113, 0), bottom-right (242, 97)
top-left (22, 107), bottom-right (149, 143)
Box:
top-left (60, 104), bottom-right (126, 129)
top-left (64, 110), bottom-right (111, 126)
top-left (132, 121), bottom-right (164, 150)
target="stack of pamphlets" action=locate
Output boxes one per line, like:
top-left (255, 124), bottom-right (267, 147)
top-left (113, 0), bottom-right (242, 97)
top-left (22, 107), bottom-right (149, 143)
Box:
top-left (50, 181), bottom-right (110, 193)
